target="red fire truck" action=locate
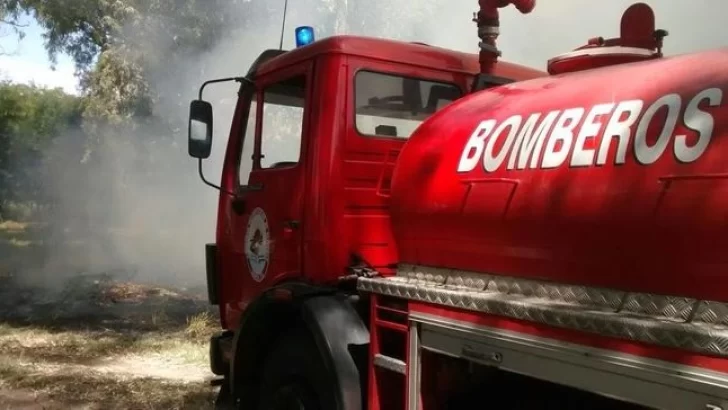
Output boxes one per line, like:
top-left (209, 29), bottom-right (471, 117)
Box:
top-left (188, 1), bottom-right (728, 409)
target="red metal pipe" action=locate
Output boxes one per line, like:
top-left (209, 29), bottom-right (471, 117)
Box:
top-left (511, 0), bottom-right (536, 13)
top-left (476, 0), bottom-right (536, 73)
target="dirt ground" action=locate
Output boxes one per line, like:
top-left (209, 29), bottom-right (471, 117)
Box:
top-left (0, 264), bottom-right (221, 410)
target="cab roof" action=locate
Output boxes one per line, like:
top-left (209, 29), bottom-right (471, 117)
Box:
top-left (253, 34), bottom-right (545, 81)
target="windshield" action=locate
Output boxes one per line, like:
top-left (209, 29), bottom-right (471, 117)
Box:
top-left (354, 70), bottom-right (462, 139)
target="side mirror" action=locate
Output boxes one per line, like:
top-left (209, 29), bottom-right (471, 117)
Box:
top-left (188, 100), bottom-right (213, 159)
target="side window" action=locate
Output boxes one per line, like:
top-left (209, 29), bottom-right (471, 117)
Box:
top-left (354, 70), bottom-right (462, 139)
top-left (239, 99), bottom-right (257, 185)
top-left (259, 75), bottom-right (306, 169)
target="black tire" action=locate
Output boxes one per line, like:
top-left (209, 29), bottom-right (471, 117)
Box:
top-left (257, 324), bottom-right (340, 410)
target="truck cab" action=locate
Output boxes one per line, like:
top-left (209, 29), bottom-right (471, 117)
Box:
top-left (189, 31), bottom-right (544, 410)
top-left (191, 35), bottom-right (544, 331)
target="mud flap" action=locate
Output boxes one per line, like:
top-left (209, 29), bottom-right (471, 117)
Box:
top-left (300, 294), bottom-right (370, 410)
top-left (229, 284), bottom-right (370, 410)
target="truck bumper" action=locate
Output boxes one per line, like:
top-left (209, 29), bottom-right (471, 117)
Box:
top-left (210, 330), bottom-right (234, 376)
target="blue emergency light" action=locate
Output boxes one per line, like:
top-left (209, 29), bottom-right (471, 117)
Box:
top-left (295, 26), bottom-right (315, 48)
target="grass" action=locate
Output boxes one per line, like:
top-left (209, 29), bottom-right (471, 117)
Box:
top-left (0, 220), bottom-right (28, 233)
top-left (0, 320), bottom-right (216, 366)
top-left (0, 272), bottom-right (221, 409)
top-left (0, 220), bottom-right (44, 277)
top-left (0, 359), bottom-right (216, 410)
top-left (0, 326), bottom-right (219, 409)
top-left (0, 201), bottom-right (45, 223)
top-left (0, 216), bottom-right (222, 408)
top-left (185, 311), bottom-right (217, 340)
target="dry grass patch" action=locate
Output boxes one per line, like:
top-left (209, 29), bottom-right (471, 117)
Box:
top-left (0, 325), bottom-right (126, 363)
top-left (0, 319), bottom-right (214, 367)
top-left (0, 275), bottom-right (220, 408)
top-left (0, 320), bottom-right (216, 408)
top-left (185, 311), bottom-right (217, 341)
top-left (0, 221), bottom-right (28, 233)
top-left (6, 238), bottom-right (32, 247)
top-left (102, 281), bottom-right (183, 303)
top-left (0, 357), bottom-right (216, 410)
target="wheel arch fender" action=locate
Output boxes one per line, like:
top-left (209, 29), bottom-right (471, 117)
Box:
top-left (229, 282), bottom-right (370, 410)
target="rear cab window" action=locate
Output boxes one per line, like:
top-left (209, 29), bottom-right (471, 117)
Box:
top-left (354, 70), bottom-right (462, 139)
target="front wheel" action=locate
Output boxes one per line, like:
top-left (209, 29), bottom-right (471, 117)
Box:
top-left (257, 324), bottom-right (340, 410)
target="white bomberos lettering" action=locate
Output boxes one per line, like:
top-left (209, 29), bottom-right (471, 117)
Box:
top-left (676, 88), bottom-right (723, 163)
top-left (457, 87), bottom-right (723, 173)
top-left (542, 107), bottom-right (583, 168)
top-left (484, 115), bottom-right (521, 172)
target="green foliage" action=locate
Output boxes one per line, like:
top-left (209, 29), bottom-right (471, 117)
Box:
top-left (2, 0), bottom-right (127, 71)
top-left (81, 48), bottom-right (150, 129)
top-left (0, 81), bottom-right (82, 146)
top-left (0, 81), bottom-right (83, 214)
top-left (0, 0), bottom-right (252, 201)
top-left (2, 0), bottom-right (250, 119)
top-left (3, 0), bottom-right (250, 70)
top-left (0, 0), bottom-right (280, 224)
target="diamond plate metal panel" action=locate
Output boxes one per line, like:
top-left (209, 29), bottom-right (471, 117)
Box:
top-left (486, 276), bottom-right (623, 310)
top-left (403, 264), bottom-right (449, 285)
top-left (357, 266), bottom-right (728, 357)
top-left (620, 294), bottom-right (696, 321)
top-left (444, 271), bottom-right (490, 291)
top-left (694, 301), bottom-right (728, 327)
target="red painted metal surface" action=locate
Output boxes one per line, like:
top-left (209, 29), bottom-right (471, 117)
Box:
top-left (255, 35), bottom-right (543, 80)
top-left (548, 3), bottom-right (666, 75)
top-left (214, 36), bottom-right (542, 329)
top-left (368, 295), bottom-right (410, 410)
top-left (390, 48), bottom-right (728, 302)
top-left (216, 61), bottom-right (314, 328)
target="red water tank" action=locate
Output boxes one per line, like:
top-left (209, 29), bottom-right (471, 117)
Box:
top-left (389, 49), bottom-right (728, 301)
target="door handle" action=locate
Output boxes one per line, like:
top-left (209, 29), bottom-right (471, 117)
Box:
top-left (230, 183), bottom-right (264, 215)
top-left (239, 182), bottom-right (264, 193)
top-left (284, 220), bottom-right (300, 229)
top-left (283, 220), bottom-right (300, 240)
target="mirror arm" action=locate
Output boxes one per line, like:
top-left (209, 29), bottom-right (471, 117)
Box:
top-left (198, 76), bottom-right (253, 100)
top-left (193, 76), bottom-right (255, 197)
top-left (198, 158), bottom-right (236, 198)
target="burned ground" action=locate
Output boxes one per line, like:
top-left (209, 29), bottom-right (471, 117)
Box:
top-left (0, 221), bottom-right (220, 410)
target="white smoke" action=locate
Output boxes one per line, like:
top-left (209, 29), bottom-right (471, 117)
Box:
top-left (24, 0), bottom-right (727, 290)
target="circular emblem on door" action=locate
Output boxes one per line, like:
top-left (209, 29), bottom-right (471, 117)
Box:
top-left (245, 207), bottom-right (270, 282)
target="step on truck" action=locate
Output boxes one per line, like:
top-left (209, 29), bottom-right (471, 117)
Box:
top-left (187, 2), bottom-right (728, 409)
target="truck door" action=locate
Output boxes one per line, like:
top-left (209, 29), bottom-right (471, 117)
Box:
top-left (233, 62), bottom-right (312, 305)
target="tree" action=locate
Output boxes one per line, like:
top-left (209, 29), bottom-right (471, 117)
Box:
top-left (1, 0), bottom-right (250, 96)
top-left (0, 81), bottom-right (83, 216)
top-left (0, 3), bottom-right (26, 56)
top-left (0, 0), bottom-right (257, 179)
